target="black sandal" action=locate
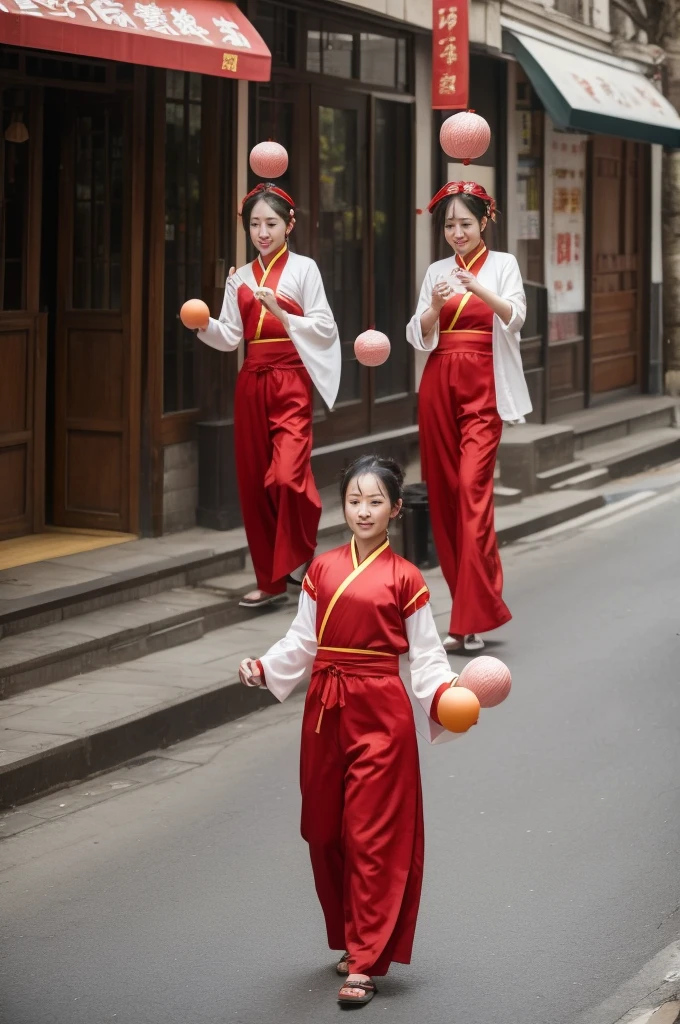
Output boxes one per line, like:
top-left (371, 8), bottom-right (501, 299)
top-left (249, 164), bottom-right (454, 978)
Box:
top-left (338, 977), bottom-right (377, 1006)
top-left (336, 951), bottom-right (351, 975)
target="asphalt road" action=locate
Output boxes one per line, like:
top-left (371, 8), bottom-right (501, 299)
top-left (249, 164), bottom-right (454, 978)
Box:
top-left (1, 474), bottom-right (679, 1024)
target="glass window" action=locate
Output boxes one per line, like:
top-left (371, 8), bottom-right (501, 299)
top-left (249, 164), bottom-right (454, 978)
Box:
top-left (1, 89), bottom-right (29, 311)
top-left (72, 108), bottom-right (124, 311)
top-left (306, 24), bottom-right (321, 74)
top-left (163, 71), bottom-right (202, 413)
top-left (322, 30), bottom-right (354, 79)
top-left (359, 34), bottom-right (397, 88)
top-left (255, 1), bottom-right (297, 68)
top-left (373, 99), bottom-right (411, 400)
top-left (317, 104), bottom-right (363, 404)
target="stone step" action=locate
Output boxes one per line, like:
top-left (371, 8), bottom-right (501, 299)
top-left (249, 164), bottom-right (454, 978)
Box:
top-left (0, 486), bottom-right (607, 810)
top-left (569, 396), bottom-right (679, 451)
top-left (550, 467), bottom-right (611, 491)
top-left (0, 512), bottom-right (349, 643)
top-left (536, 460), bottom-right (592, 491)
top-left (583, 428), bottom-right (680, 480)
top-left (0, 576), bottom-right (267, 701)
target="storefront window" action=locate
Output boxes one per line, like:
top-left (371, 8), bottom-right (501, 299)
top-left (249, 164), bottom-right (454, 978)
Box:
top-left (359, 34), bottom-right (397, 89)
top-left (515, 73), bottom-right (544, 284)
top-left (0, 89), bottom-right (29, 311)
top-left (317, 103), bottom-right (363, 404)
top-left (255, 1), bottom-right (297, 68)
top-left (373, 99), bottom-right (411, 400)
top-left (163, 70), bottom-right (202, 414)
top-left (72, 108), bottom-right (124, 310)
top-left (305, 19), bottom-right (409, 91)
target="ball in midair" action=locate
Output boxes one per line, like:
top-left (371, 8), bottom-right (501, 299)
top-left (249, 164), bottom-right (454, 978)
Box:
top-left (354, 329), bottom-right (391, 367)
top-left (249, 141), bottom-right (289, 179)
top-left (440, 111), bottom-right (491, 165)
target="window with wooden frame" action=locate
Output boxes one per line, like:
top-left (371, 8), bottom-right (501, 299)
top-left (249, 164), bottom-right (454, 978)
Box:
top-left (149, 69), bottom-right (236, 442)
top-left (250, 0), bottom-right (416, 444)
top-left (162, 70), bottom-right (202, 415)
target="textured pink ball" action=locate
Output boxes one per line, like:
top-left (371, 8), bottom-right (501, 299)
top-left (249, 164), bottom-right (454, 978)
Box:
top-left (249, 141), bottom-right (289, 179)
top-left (354, 329), bottom-right (391, 367)
top-left (440, 112), bottom-right (491, 165)
top-left (457, 656), bottom-right (511, 708)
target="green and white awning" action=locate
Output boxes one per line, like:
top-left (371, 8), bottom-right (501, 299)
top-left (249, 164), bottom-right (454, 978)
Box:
top-left (504, 26), bottom-right (680, 148)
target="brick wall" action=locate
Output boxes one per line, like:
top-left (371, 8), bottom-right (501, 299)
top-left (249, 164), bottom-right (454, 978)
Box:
top-left (162, 441), bottom-right (198, 533)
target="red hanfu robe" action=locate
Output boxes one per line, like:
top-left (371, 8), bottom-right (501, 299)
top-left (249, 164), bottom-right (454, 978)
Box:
top-left (196, 245), bottom-right (341, 595)
top-left (258, 539), bottom-right (457, 977)
top-left (233, 247), bottom-right (321, 593)
top-left (417, 244), bottom-right (511, 636)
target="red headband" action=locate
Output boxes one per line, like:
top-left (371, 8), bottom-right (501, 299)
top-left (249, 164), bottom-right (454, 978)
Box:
top-left (427, 181), bottom-right (496, 221)
top-left (239, 182), bottom-right (296, 216)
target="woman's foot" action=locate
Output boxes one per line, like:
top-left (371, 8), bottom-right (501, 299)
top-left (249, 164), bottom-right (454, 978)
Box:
top-left (338, 974), bottom-right (377, 1005)
top-left (443, 633), bottom-right (485, 653)
top-left (336, 951), bottom-right (351, 975)
top-left (238, 590), bottom-right (288, 609)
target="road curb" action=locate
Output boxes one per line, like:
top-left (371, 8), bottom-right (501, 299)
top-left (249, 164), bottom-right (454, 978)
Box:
top-left (0, 676), bottom-right (278, 810)
top-left (0, 489), bottom-right (608, 811)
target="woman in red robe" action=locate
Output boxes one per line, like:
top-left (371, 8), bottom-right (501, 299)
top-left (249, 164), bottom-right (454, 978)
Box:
top-left (239, 455), bottom-right (459, 1007)
top-left (196, 184), bottom-right (341, 608)
top-left (407, 183), bottom-right (532, 653)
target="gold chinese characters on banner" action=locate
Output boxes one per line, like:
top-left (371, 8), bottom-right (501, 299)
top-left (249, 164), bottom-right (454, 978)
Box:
top-left (432, 1), bottom-right (469, 110)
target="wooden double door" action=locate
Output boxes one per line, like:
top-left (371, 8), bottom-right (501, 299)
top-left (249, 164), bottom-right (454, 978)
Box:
top-left (0, 84), bottom-right (139, 541)
top-left (589, 137), bottom-right (646, 397)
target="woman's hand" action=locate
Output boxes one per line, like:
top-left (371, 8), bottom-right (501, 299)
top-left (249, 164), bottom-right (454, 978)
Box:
top-left (254, 286), bottom-right (283, 318)
top-left (453, 269), bottom-right (479, 294)
top-left (430, 280), bottom-right (453, 313)
top-left (239, 658), bottom-right (262, 688)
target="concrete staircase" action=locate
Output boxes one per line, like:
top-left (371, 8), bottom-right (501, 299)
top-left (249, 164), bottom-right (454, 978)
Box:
top-left (499, 396), bottom-right (680, 497)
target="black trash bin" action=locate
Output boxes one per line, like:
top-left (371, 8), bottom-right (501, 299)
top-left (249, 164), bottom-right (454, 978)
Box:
top-left (401, 483), bottom-right (439, 570)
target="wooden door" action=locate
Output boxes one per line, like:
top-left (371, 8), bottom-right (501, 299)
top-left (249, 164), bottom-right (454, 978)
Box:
top-left (589, 138), bottom-right (645, 398)
top-left (53, 97), bottom-right (133, 532)
top-left (310, 89), bottom-right (370, 444)
top-left (0, 86), bottom-right (45, 541)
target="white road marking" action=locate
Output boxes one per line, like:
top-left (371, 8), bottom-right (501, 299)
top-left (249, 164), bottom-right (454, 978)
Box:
top-left (518, 492), bottom-right (657, 542)
top-left (586, 486), bottom-right (680, 530)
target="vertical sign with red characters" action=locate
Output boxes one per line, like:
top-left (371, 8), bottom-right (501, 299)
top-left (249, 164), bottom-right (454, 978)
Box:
top-left (432, 1), bottom-right (469, 110)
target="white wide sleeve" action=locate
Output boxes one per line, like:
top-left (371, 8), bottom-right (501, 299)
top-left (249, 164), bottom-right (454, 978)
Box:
top-left (259, 590), bottom-right (318, 703)
top-left (406, 267), bottom-right (439, 352)
top-left (196, 275), bottom-right (243, 353)
top-left (496, 254), bottom-right (526, 335)
top-left (404, 604), bottom-right (460, 745)
top-left (285, 261), bottom-right (341, 410)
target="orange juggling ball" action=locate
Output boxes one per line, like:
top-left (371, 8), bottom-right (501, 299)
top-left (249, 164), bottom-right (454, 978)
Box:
top-left (436, 685), bottom-right (480, 734)
top-left (180, 299), bottom-right (210, 331)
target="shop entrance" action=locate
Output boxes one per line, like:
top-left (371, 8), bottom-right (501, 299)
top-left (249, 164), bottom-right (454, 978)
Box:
top-left (0, 70), bottom-right (140, 542)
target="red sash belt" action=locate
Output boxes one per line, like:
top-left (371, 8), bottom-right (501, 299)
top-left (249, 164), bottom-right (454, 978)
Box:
top-left (437, 331), bottom-right (492, 354)
top-left (243, 338), bottom-right (303, 370)
top-left (312, 646), bottom-right (400, 733)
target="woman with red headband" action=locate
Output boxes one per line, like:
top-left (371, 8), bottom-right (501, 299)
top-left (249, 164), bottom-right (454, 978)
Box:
top-left (196, 183), bottom-right (341, 608)
top-left (407, 183), bottom-right (532, 652)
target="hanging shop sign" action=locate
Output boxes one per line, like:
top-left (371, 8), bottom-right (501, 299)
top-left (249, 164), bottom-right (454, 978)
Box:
top-left (432, 1), bottom-right (469, 110)
top-left (544, 121), bottom-right (587, 313)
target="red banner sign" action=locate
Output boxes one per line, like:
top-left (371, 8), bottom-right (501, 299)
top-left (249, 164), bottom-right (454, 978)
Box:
top-left (432, 1), bottom-right (469, 110)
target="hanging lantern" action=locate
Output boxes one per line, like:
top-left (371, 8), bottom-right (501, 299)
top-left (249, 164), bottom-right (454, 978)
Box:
top-left (249, 141), bottom-right (289, 179)
top-left (4, 117), bottom-right (29, 144)
top-left (440, 111), bottom-right (490, 166)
